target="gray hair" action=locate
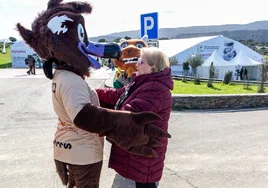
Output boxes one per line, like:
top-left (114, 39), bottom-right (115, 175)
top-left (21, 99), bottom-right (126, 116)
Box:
top-left (140, 47), bottom-right (170, 73)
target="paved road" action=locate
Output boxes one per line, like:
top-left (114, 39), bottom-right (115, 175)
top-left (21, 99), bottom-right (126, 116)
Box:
top-left (1, 68), bottom-right (268, 188)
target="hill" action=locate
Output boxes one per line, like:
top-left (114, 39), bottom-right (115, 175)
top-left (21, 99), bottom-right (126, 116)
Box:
top-left (88, 21), bottom-right (268, 42)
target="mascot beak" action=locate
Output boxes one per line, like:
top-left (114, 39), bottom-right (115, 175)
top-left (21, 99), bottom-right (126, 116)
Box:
top-left (102, 43), bottom-right (122, 59)
top-left (78, 41), bottom-right (122, 69)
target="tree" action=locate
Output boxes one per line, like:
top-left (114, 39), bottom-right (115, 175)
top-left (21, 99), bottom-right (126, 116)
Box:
top-left (258, 56), bottom-right (268, 93)
top-left (187, 54), bottom-right (204, 85)
top-left (98, 38), bottom-right (106, 43)
top-left (169, 56), bottom-right (178, 66)
top-left (223, 71), bottom-right (233, 84)
top-left (9, 37), bottom-right (17, 43)
top-left (187, 54), bottom-right (204, 76)
top-left (182, 61), bottom-right (190, 73)
top-left (207, 62), bottom-right (215, 88)
top-left (113, 37), bottom-right (121, 43)
top-left (124, 36), bottom-right (131, 40)
top-left (182, 61), bottom-right (189, 82)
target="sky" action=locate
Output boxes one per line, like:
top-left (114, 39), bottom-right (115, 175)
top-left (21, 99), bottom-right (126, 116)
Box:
top-left (0, 0), bottom-right (267, 40)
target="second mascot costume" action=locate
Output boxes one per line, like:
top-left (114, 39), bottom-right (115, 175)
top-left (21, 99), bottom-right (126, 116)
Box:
top-left (16, 0), bottom-right (171, 187)
top-left (113, 35), bottom-right (148, 88)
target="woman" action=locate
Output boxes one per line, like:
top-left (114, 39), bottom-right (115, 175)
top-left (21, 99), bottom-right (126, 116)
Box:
top-left (96, 47), bottom-right (174, 188)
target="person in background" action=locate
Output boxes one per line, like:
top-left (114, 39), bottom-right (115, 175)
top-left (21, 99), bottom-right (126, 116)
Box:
top-left (240, 67), bottom-right (244, 80)
top-left (96, 47), bottom-right (174, 188)
top-left (108, 58), bottom-right (112, 69)
top-left (244, 68), bottom-right (248, 80)
top-left (110, 59), bottom-right (115, 71)
top-left (26, 54), bottom-right (36, 75)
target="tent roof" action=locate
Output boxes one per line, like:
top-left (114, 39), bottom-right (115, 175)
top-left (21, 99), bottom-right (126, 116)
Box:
top-left (0, 39), bottom-right (12, 43)
top-left (11, 41), bottom-right (28, 47)
top-left (230, 49), bottom-right (262, 66)
top-left (202, 50), bottom-right (234, 67)
top-left (158, 36), bottom-right (217, 57)
top-left (158, 35), bottom-right (263, 63)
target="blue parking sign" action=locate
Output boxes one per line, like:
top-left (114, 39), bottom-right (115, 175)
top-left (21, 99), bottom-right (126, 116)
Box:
top-left (140, 12), bottom-right (158, 40)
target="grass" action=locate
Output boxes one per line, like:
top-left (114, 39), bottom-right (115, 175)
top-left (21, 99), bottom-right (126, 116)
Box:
top-left (0, 48), bottom-right (12, 68)
top-left (172, 80), bottom-right (267, 94)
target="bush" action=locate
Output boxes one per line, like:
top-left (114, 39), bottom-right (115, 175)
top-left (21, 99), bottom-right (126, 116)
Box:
top-left (194, 77), bottom-right (201, 85)
top-left (0, 62), bottom-right (12, 68)
top-left (257, 85), bottom-right (265, 93)
top-left (183, 61), bottom-right (189, 71)
top-left (207, 82), bottom-right (213, 88)
top-left (223, 71), bottom-right (233, 84)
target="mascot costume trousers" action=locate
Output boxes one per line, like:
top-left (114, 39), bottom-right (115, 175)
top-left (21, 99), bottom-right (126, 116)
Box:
top-left (16, 0), bottom-right (171, 187)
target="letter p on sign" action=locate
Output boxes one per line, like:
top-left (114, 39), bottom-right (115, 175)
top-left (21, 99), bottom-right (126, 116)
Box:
top-left (144, 17), bottom-right (154, 35)
top-left (140, 12), bottom-right (158, 40)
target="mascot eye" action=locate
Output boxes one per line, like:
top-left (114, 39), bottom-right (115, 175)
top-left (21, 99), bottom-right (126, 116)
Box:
top-left (136, 43), bottom-right (145, 48)
top-left (121, 42), bottom-right (128, 49)
top-left (77, 24), bottom-right (85, 42)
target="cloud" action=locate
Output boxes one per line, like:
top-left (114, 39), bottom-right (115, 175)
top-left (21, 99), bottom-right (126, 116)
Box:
top-left (163, 10), bottom-right (176, 14)
top-left (0, 0), bottom-right (9, 8)
top-left (0, 0), bottom-right (45, 8)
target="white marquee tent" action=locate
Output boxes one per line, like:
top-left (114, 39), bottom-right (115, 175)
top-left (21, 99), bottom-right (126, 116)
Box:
top-left (230, 49), bottom-right (262, 80)
top-left (201, 50), bottom-right (234, 67)
top-left (197, 49), bottom-right (263, 80)
top-left (158, 35), bottom-right (263, 76)
top-left (197, 50), bottom-right (236, 80)
top-left (230, 49), bottom-right (262, 66)
top-left (10, 41), bottom-right (37, 68)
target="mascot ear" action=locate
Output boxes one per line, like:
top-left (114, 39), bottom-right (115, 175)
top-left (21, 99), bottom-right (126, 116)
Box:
top-left (120, 38), bottom-right (126, 43)
top-left (141, 35), bottom-right (148, 43)
top-left (16, 23), bottom-right (35, 49)
top-left (47, 0), bottom-right (63, 9)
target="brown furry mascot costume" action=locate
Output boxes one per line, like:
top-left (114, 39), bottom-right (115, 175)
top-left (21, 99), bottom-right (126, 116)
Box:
top-left (113, 35), bottom-right (148, 88)
top-left (16, 0), bottom-right (171, 187)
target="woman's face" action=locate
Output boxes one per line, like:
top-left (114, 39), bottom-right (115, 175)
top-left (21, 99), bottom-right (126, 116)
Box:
top-left (135, 56), bottom-right (152, 76)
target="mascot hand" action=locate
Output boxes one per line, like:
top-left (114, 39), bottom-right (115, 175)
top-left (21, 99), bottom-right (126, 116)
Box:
top-left (73, 104), bottom-right (171, 158)
top-left (126, 67), bottom-right (135, 78)
top-left (106, 111), bottom-right (171, 157)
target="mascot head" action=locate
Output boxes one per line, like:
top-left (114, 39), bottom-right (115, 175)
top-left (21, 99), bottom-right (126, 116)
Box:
top-left (114, 35), bottom-right (148, 78)
top-left (16, 0), bottom-right (121, 77)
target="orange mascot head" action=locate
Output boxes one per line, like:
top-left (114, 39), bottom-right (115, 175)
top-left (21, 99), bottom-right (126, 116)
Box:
top-left (114, 35), bottom-right (148, 78)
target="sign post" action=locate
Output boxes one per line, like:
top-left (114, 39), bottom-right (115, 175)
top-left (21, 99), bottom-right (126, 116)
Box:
top-left (140, 12), bottom-right (159, 47)
top-left (2, 39), bottom-right (6, 54)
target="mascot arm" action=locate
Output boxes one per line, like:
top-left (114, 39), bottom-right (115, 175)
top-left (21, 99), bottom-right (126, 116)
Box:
top-left (73, 103), bottom-right (171, 157)
top-left (60, 79), bottom-right (170, 157)
top-left (96, 87), bottom-right (125, 106)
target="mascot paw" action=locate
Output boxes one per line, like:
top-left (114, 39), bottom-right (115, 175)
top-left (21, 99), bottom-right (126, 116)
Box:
top-left (106, 111), bottom-right (171, 158)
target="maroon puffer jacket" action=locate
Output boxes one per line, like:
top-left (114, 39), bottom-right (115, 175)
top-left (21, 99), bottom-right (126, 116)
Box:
top-left (96, 67), bottom-right (173, 183)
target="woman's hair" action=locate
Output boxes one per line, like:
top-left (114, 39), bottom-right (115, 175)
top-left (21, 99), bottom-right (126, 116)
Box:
top-left (140, 47), bottom-right (170, 73)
